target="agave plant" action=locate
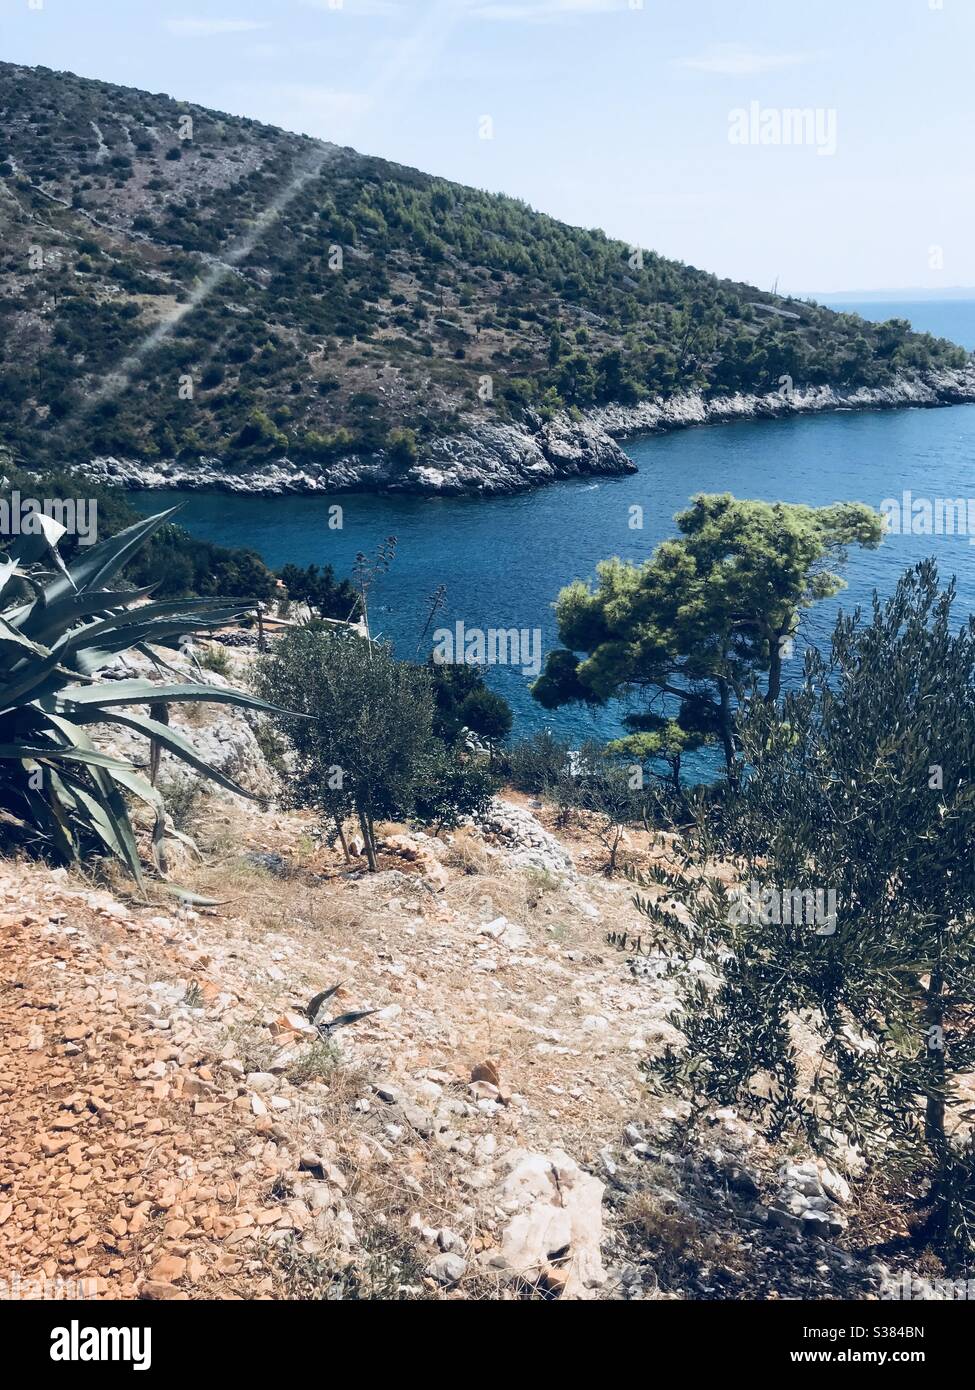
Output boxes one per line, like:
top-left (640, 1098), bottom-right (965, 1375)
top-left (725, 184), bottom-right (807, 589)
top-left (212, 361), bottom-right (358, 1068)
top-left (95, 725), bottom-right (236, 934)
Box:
top-left (0, 506), bottom-right (283, 884)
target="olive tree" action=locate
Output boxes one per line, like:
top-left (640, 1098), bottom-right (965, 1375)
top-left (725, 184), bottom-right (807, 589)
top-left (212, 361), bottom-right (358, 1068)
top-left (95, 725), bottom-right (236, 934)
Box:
top-left (639, 562), bottom-right (975, 1260)
top-left (256, 625), bottom-right (494, 869)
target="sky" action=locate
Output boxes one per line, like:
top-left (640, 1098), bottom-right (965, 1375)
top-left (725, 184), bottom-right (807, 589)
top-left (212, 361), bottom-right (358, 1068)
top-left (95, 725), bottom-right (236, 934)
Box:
top-left (1, 0), bottom-right (973, 294)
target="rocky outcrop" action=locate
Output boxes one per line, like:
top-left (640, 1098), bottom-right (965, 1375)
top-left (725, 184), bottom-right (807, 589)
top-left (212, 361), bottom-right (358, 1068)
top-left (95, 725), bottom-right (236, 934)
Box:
top-left (767, 1158), bottom-right (851, 1240)
top-left (590, 364), bottom-right (975, 440)
top-left (76, 412), bottom-right (635, 499)
top-left (491, 1148), bottom-right (606, 1298)
top-left (477, 798), bottom-right (577, 878)
top-left (402, 413), bottom-right (634, 495)
top-left (91, 645), bottom-right (280, 805)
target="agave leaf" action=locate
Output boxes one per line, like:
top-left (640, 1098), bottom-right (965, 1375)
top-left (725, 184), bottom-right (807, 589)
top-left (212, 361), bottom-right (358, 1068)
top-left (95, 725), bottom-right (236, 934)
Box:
top-left (12, 586), bottom-right (157, 642)
top-left (85, 769), bottom-right (144, 885)
top-left (164, 825), bottom-right (201, 854)
top-left (47, 764), bottom-right (115, 852)
top-left (0, 613), bottom-right (49, 657)
top-left (84, 761), bottom-right (146, 887)
top-left (108, 763), bottom-right (168, 874)
top-left (57, 610), bottom-right (255, 678)
top-left (56, 597), bottom-right (255, 653)
top-left (40, 710), bottom-right (146, 884)
top-left (56, 765), bottom-right (143, 883)
top-left (1, 506), bottom-right (301, 880)
top-left (109, 762), bottom-right (163, 807)
top-left (60, 626), bottom-right (209, 679)
top-left (27, 770), bottom-right (80, 865)
top-left (163, 887), bottom-right (228, 906)
top-left (135, 642), bottom-right (191, 679)
top-left (51, 680), bottom-right (293, 717)
top-left (0, 744), bottom-right (135, 770)
top-left (0, 557), bottom-right (18, 601)
top-left (41, 508), bottom-right (182, 609)
top-left (0, 525), bottom-right (67, 595)
top-left (66, 705), bottom-right (260, 799)
top-left (0, 648), bottom-right (63, 710)
top-left (41, 707), bottom-right (123, 757)
top-left (33, 512), bottom-right (69, 549)
top-left (33, 514), bottom-right (74, 585)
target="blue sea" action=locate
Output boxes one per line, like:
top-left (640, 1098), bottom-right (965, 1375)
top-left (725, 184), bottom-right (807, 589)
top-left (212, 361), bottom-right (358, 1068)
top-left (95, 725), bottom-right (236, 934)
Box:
top-left (135, 299), bottom-right (975, 757)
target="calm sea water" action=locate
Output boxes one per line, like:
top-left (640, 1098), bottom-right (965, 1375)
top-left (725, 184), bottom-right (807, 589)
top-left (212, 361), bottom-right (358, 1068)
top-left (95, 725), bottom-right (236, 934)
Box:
top-left (136, 300), bottom-right (975, 757)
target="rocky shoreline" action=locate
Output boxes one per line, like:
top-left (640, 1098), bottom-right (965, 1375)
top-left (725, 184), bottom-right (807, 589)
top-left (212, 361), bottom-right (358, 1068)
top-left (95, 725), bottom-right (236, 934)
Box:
top-left (589, 363), bottom-right (975, 439)
top-left (77, 413), bottom-right (635, 499)
top-left (75, 366), bottom-right (975, 499)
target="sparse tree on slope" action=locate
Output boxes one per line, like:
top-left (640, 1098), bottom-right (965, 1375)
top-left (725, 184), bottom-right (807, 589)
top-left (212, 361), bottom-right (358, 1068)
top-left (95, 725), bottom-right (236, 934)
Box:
top-left (255, 626), bottom-right (495, 870)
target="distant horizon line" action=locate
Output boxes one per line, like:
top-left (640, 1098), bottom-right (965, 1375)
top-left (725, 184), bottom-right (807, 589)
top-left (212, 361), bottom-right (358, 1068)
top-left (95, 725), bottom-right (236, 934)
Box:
top-left (798, 287), bottom-right (975, 303)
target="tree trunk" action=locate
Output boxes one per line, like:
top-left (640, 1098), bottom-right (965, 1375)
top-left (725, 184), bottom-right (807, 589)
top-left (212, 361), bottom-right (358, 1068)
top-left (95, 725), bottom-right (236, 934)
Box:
top-left (766, 633), bottom-right (784, 704)
top-left (357, 809), bottom-right (377, 872)
top-left (717, 679), bottom-right (737, 784)
top-left (924, 959), bottom-right (947, 1163)
top-left (918, 953), bottom-right (949, 1242)
top-left (334, 817), bottom-right (351, 864)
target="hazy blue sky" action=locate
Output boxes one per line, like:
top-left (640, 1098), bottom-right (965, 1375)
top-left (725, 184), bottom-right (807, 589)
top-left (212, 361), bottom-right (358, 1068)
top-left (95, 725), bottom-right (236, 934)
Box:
top-left (2, 0), bottom-right (972, 293)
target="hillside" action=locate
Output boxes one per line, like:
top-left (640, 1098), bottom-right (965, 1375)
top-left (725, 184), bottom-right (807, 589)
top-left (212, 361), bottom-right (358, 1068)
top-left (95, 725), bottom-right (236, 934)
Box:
top-left (0, 642), bottom-right (936, 1301)
top-left (1, 61), bottom-right (972, 496)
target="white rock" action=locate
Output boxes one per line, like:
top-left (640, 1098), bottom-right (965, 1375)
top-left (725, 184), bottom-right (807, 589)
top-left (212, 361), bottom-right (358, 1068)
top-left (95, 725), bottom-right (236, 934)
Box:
top-left (426, 1252), bottom-right (467, 1285)
top-left (494, 1148), bottom-right (605, 1298)
top-left (437, 1228), bottom-right (465, 1255)
top-left (246, 1072), bottom-right (277, 1093)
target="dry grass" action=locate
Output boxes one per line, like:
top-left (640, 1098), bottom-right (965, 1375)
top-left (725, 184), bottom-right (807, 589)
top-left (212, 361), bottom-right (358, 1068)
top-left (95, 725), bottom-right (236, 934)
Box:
top-left (443, 827), bottom-right (497, 876)
top-left (285, 1038), bottom-right (342, 1085)
top-left (442, 863), bottom-right (558, 926)
top-left (226, 1017), bottom-right (281, 1073)
top-left (197, 642), bottom-right (234, 676)
top-left (6, 784), bottom-right (723, 1300)
top-left (624, 1189), bottom-right (702, 1263)
top-left (621, 1178), bottom-right (745, 1294)
top-left (172, 701), bottom-right (216, 730)
top-left (272, 1228), bottom-right (435, 1301)
top-left (284, 1041), bottom-right (371, 1107)
top-left (180, 851), bottom-right (371, 936)
top-left (114, 793), bottom-right (677, 1208)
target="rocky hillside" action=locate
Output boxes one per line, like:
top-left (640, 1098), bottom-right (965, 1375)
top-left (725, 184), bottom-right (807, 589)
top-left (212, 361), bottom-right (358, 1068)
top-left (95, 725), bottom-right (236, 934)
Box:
top-left (1, 62), bottom-right (972, 496)
top-left (0, 794), bottom-right (891, 1302)
top-left (0, 645), bottom-right (957, 1301)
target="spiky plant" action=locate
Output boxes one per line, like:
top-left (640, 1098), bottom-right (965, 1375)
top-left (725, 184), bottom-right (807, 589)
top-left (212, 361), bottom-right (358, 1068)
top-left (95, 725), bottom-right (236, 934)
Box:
top-left (0, 506), bottom-right (282, 884)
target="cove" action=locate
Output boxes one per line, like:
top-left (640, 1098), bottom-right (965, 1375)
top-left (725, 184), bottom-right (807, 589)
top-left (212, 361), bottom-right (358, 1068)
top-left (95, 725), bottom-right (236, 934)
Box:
top-left (133, 401), bottom-right (975, 752)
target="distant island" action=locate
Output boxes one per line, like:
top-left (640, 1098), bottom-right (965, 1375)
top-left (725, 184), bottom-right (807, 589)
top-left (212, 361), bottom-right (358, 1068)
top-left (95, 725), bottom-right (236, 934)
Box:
top-left (2, 61), bottom-right (973, 496)
top-left (810, 287), bottom-right (975, 303)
